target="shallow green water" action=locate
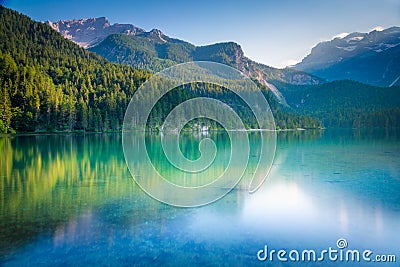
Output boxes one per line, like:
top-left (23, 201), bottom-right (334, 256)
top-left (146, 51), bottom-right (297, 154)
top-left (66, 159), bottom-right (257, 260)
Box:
top-left (0, 129), bottom-right (399, 266)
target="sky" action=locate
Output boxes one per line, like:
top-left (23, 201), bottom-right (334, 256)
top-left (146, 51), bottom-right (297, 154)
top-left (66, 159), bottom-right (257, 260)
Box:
top-left (3, 0), bottom-right (400, 68)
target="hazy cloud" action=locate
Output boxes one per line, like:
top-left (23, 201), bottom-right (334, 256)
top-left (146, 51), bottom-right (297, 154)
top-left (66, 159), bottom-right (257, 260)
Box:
top-left (332, 32), bottom-right (349, 39)
top-left (371, 26), bottom-right (384, 31)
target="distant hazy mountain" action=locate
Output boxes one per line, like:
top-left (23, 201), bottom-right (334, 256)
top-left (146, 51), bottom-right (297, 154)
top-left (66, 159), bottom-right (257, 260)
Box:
top-left (46, 17), bottom-right (145, 48)
top-left (48, 17), bottom-right (323, 105)
top-left (295, 27), bottom-right (400, 86)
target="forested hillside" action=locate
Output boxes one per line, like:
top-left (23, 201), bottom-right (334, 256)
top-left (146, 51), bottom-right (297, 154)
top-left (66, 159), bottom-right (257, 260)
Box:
top-left (0, 6), bottom-right (151, 133)
top-left (277, 80), bottom-right (400, 127)
top-left (0, 6), bottom-right (323, 133)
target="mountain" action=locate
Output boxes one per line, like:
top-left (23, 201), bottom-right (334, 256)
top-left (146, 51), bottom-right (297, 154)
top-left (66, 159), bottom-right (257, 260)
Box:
top-left (1, 6), bottom-right (399, 132)
top-left (88, 29), bottom-right (194, 71)
top-left (46, 17), bottom-right (146, 48)
top-left (89, 29), bottom-right (323, 84)
top-left (52, 16), bottom-right (400, 129)
top-left (0, 6), bottom-right (324, 133)
top-left (295, 27), bottom-right (400, 87)
top-left (49, 17), bottom-right (324, 105)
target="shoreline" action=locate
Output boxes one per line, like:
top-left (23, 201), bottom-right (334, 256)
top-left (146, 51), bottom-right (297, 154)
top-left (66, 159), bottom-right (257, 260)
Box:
top-left (0, 127), bottom-right (325, 136)
top-left (3, 127), bottom-right (400, 136)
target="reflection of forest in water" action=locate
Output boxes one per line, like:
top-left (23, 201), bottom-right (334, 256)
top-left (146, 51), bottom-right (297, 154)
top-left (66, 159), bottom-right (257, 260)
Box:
top-left (1, 129), bottom-right (399, 257)
top-left (0, 134), bottom-right (140, 255)
top-left (0, 131), bottom-right (295, 255)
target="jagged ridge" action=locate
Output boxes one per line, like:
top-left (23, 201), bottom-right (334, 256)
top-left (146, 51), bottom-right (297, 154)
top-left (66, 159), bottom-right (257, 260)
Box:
top-left (295, 27), bottom-right (400, 86)
top-left (49, 17), bottom-right (324, 104)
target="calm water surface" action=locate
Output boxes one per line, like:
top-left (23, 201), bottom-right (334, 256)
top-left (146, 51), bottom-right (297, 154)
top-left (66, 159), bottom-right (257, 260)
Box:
top-left (0, 129), bottom-right (399, 266)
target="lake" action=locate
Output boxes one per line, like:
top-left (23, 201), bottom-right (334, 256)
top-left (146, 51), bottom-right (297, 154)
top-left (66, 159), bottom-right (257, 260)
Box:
top-left (1, 129), bottom-right (399, 266)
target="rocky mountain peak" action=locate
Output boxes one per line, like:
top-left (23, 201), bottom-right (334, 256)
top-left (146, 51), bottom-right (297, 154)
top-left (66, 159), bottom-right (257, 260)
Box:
top-left (46, 17), bottom-right (145, 48)
top-left (294, 26), bottom-right (400, 86)
top-left (296, 26), bottom-right (400, 71)
top-left (139, 28), bottom-right (167, 42)
top-left (149, 28), bottom-right (163, 36)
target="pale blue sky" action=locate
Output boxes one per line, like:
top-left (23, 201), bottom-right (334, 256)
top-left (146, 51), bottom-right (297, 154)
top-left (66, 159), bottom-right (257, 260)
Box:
top-left (3, 0), bottom-right (400, 68)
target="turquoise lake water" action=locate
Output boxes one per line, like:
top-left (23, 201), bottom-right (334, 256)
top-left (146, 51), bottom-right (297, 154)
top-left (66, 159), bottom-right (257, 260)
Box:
top-left (0, 129), bottom-right (399, 266)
